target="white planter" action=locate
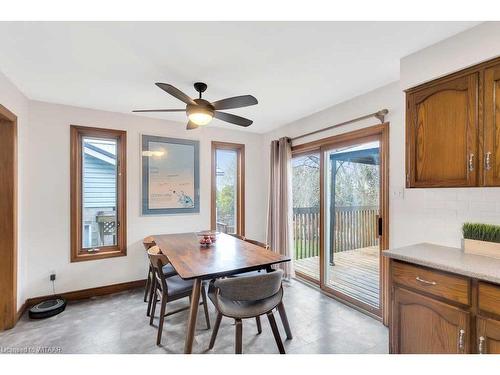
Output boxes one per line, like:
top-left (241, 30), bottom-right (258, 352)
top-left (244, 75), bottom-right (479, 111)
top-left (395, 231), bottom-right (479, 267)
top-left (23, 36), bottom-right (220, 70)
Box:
top-left (462, 238), bottom-right (500, 260)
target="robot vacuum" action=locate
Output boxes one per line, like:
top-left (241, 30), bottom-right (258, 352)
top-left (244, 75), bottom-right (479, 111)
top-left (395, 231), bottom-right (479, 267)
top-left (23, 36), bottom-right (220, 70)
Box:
top-left (28, 298), bottom-right (66, 319)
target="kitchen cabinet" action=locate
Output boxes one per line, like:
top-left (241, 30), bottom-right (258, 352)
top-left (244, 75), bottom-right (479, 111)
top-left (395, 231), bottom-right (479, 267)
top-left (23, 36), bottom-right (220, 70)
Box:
top-left (477, 317), bottom-right (500, 354)
top-left (406, 74), bottom-right (478, 187)
top-left (406, 56), bottom-right (500, 188)
top-left (392, 287), bottom-right (469, 353)
top-left (389, 259), bottom-right (500, 354)
top-left (484, 62), bottom-right (500, 186)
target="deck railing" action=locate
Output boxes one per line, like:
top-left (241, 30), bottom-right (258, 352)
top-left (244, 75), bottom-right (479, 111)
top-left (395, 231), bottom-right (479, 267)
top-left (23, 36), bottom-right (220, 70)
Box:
top-left (293, 206), bottom-right (379, 260)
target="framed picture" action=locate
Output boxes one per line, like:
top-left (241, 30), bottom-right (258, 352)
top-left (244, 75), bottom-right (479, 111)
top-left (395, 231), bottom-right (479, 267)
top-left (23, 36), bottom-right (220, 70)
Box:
top-left (141, 135), bottom-right (200, 215)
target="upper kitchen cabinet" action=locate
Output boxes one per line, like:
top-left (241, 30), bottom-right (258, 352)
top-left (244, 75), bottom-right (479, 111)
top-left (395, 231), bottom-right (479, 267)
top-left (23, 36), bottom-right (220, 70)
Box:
top-left (406, 73), bottom-right (479, 188)
top-left (405, 56), bottom-right (500, 188)
top-left (484, 62), bottom-right (500, 186)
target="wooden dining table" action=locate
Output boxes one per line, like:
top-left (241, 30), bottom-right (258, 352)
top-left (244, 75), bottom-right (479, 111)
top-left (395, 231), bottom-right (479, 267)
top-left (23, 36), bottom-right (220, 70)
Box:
top-left (152, 232), bottom-right (291, 354)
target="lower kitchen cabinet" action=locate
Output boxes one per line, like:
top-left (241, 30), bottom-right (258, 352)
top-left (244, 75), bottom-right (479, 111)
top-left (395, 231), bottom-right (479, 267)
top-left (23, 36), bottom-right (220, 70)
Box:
top-left (392, 287), bottom-right (469, 353)
top-left (389, 259), bottom-right (500, 354)
top-left (477, 317), bottom-right (500, 354)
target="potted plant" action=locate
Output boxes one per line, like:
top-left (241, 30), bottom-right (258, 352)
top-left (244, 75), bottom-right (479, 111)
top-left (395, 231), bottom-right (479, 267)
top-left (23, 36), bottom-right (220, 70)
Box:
top-left (462, 222), bottom-right (500, 259)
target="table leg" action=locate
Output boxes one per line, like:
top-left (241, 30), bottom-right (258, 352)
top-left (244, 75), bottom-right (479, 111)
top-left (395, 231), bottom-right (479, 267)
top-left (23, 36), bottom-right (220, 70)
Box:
top-left (184, 278), bottom-right (202, 354)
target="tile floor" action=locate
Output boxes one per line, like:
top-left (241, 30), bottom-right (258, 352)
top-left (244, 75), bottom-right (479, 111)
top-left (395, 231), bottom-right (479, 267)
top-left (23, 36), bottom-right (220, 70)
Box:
top-left (0, 280), bottom-right (388, 354)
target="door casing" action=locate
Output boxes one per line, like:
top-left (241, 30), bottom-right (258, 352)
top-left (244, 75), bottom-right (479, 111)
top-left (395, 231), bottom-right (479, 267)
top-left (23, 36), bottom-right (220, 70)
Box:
top-left (0, 104), bottom-right (17, 331)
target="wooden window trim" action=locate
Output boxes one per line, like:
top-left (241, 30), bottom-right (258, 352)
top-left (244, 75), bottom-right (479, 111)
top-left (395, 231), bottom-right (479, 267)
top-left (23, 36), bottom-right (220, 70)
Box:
top-left (211, 141), bottom-right (245, 236)
top-left (70, 125), bottom-right (127, 262)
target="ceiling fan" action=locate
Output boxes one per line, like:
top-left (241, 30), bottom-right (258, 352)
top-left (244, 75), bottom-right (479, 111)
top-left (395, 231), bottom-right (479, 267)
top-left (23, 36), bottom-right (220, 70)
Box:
top-left (133, 82), bottom-right (258, 130)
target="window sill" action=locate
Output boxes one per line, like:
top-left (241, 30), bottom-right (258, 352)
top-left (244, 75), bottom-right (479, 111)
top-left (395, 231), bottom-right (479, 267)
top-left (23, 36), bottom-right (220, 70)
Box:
top-left (70, 248), bottom-right (127, 263)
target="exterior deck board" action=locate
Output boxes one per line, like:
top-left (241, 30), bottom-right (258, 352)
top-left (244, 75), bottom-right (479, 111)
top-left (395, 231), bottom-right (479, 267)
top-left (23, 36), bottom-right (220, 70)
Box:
top-left (295, 246), bottom-right (380, 308)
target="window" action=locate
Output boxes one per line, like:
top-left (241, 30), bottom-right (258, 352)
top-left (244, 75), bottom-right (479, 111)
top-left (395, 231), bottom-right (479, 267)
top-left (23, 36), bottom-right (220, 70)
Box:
top-left (211, 142), bottom-right (244, 235)
top-left (70, 125), bottom-right (126, 262)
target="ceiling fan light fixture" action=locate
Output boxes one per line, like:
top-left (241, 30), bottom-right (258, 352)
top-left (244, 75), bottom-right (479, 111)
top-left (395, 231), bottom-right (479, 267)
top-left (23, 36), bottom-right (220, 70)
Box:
top-left (187, 107), bottom-right (214, 126)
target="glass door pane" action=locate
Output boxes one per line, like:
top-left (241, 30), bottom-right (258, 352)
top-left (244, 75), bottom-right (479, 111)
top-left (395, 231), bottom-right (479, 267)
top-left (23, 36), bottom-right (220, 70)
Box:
top-left (215, 149), bottom-right (238, 234)
top-left (325, 140), bottom-right (380, 309)
top-left (292, 152), bottom-right (320, 282)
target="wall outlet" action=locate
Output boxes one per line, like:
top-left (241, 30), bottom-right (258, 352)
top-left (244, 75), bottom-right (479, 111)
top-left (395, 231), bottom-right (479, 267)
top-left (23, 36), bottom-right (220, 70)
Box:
top-left (50, 273), bottom-right (56, 281)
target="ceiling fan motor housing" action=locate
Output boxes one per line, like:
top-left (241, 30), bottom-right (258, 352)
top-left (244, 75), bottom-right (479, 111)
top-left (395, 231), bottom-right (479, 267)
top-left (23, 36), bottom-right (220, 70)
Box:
top-left (187, 99), bottom-right (214, 118)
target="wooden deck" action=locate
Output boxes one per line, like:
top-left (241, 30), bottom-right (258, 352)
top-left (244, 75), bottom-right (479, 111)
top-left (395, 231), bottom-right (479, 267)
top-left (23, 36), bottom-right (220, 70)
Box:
top-left (294, 246), bottom-right (380, 308)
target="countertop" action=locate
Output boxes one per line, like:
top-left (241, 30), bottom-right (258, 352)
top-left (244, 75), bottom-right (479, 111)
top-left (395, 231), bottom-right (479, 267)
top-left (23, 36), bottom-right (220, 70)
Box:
top-left (383, 243), bottom-right (500, 285)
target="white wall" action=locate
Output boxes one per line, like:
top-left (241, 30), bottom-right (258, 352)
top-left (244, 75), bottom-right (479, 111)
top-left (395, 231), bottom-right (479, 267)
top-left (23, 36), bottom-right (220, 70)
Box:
top-left (17, 100), bottom-right (267, 299)
top-left (0, 71), bottom-right (29, 309)
top-left (401, 22), bottom-right (500, 89)
top-left (264, 22), bottom-right (500, 252)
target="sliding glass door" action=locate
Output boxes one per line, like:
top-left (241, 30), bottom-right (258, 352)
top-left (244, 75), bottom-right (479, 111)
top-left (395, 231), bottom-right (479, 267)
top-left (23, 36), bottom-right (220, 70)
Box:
top-left (324, 140), bottom-right (381, 313)
top-left (291, 124), bottom-right (388, 318)
top-left (291, 152), bottom-right (320, 283)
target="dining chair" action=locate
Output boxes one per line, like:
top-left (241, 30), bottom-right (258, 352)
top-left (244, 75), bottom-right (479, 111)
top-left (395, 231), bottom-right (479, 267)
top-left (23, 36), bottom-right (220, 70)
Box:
top-left (143, 237), bottom-right (177, 316)
top-left (147, 246), bottom-right (211, 346)
top-left (207, 269), bottom-right (287, 354)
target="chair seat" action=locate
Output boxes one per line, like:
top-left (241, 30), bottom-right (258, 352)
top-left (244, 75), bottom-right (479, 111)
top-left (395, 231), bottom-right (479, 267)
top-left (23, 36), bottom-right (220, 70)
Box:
top-left (166, 275), bottom-right (194, 298)
top-left (209, 287), bottom-right (282, 319)
top-left (162, 263), bottom-right (177, 278)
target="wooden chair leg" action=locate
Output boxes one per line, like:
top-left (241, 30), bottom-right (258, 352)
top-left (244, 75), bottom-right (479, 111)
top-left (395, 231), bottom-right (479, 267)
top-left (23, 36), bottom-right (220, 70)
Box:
top-left (149, 292), bottom-right (158, 326)
top-left (235, 318), bottom-right (243, 354)
top-left (208, 313), bottom-right (223, 350)
top-left (277, 302), bottom-right (293, 339)
top-left (267, 311), bottom-right (285, 354)
top-left (144, 266), bottom-right (151, 303)
top-left (156, 297), bottom-right (167, 346)
top-left (201, 285), bottom-right (211, 329)
top-left (146, 277), bottom-right (156, 317)
top-left (256, 316), bottom-right (262, 334)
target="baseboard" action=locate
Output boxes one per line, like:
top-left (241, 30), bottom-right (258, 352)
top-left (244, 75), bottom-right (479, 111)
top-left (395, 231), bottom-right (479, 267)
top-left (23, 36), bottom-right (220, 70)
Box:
top-left (16, 301), bottom-right (27, 323)
top-left (18, 279), bottom-right (146, 319)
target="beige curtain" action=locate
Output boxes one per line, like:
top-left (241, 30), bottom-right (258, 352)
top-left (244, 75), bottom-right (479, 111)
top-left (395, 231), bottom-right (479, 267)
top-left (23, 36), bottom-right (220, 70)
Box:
top-left (266, 137), bottom-right (294, 279)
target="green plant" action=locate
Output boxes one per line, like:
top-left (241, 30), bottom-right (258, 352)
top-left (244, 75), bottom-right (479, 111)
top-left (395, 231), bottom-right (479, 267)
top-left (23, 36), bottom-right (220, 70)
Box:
top-left (462, 222), bottom-right (500, 243)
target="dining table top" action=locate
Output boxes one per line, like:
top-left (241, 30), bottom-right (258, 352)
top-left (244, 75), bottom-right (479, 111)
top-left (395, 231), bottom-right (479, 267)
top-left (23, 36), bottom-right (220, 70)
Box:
top-left (152, 232), bottom-right (290, 280)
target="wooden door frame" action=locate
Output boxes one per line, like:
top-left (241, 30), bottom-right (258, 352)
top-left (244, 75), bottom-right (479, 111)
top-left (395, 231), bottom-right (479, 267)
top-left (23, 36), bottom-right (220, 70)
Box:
top-left (0, 104), bottom-right (17, 331)
top-left (292, 123), bottom-right (390, 323)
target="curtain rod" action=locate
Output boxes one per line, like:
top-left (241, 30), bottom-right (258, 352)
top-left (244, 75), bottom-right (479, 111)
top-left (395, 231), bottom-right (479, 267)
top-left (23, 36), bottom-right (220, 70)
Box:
top-left (290, 109), bottom-right (388, 142)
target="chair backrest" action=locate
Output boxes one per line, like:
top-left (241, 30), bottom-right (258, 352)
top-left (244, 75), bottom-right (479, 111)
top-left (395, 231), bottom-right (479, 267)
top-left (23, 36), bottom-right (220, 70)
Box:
top-left (214, 269), bottom-right (283, 301)
top-left (143, 236), bottom-right (156, 250)
top-left (244, 238), bottom-right (270, 250)
top-left (147, 246), bottom-right (170, 292)
top-left (228, 233), bottom-right (246, 241)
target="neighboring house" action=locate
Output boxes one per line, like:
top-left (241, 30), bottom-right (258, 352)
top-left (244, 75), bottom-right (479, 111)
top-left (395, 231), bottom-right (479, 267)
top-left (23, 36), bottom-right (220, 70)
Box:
top-left (82, 140), bottom-right (117, 248)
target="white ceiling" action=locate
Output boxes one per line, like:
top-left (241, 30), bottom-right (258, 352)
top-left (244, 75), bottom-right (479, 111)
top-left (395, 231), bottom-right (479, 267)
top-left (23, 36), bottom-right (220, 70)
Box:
top-left (0, 22), bottom-right (479, 133)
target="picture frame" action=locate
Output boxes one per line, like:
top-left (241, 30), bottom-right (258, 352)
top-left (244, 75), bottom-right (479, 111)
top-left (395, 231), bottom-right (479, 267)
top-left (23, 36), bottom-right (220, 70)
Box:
top-left (141, 135), bottom-right (200, 215)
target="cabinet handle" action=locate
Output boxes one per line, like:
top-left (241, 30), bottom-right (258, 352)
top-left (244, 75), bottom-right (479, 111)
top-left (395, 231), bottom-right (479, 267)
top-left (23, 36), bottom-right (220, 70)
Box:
top-left (415, 276), bottom-right (437, 285)
top-left (479, 336), bottom-right (485, 354)
top-left (459, 329), bottom-right (465, 352)
top-left (485, 152), bottom-right (492, 171)
top-left (469, 153), bottom-right (474, 172)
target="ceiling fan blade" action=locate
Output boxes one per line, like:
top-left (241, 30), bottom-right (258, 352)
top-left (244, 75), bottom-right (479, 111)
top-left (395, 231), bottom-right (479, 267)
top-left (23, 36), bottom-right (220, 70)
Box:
top-left (132, 109), bottom-right (185, 113)
top-left (155, 83), bottom-right (197, 105)
top-left (186, 121), bottom-right (198, 130)
top-left (211, 95), bottom-right (258, 110)
top-left (214, 111), bottom-right (253, 127)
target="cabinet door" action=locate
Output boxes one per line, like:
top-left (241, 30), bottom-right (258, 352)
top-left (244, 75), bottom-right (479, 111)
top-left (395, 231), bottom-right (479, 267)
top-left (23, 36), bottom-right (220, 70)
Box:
top-left (392, 287), bottom-right (470, 353)
top-left (406, 74), bottom-right (478, 187)
top-left (484, 63), bottom-right (500, 186)
top-left (477, 317), bottom-right (500, 354)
